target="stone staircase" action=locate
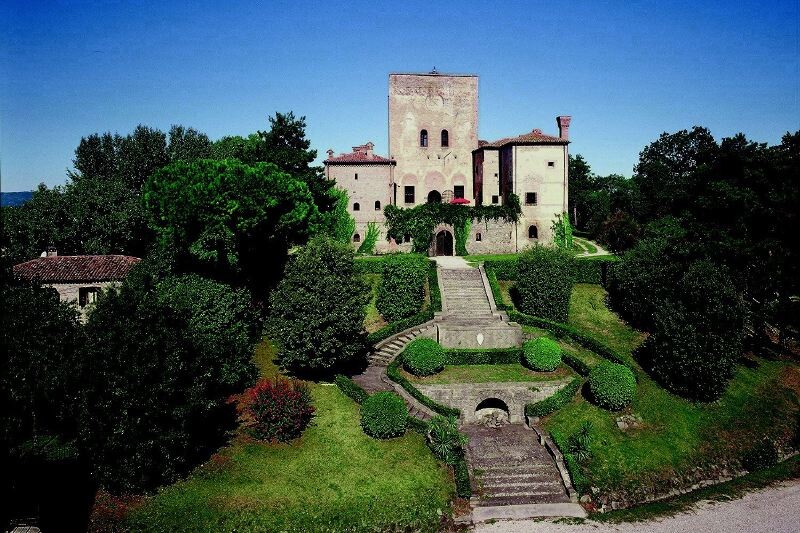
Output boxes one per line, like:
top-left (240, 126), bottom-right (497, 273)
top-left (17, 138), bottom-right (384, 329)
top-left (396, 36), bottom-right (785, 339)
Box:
top-left (464, 424), bottom-right (570, 507)
top-left (352, 323), bottom-right (437, 421)
top-left (438, 267), bottom-right (495, 319)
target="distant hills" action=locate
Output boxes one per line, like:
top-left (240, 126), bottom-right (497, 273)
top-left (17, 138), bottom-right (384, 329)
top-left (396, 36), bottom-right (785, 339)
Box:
top-left (0, 191), bottom-right (34, 207)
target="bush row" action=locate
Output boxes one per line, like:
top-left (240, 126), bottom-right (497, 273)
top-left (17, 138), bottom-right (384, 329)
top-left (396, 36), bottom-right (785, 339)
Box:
top-left (509, 311), bottom-right (638, 376)
top-left (561, 353), bottom-right (592, 377)
top-left (524, 377), bottom-right (583, 418)
top-left (334, 374), bottom-right (369, 404)
top-left (406, 415), bottom-right (430, 434)
top-left (386, 358), bottom-right (460, 418)
top-left (484, 255), bottom-right (618, 287)
top-left (485, 269), bottom-right (512, 311)
top-left (443, 347), bottom-right (522, 365)
top-left (516, 245), bottom-right (575, 322)
top-left (551, 429), bottom-right (589, 494)
top-left (353, 255), bottom-right (388, 275)
top-left (427, 259), bottom-right (442, 313)
top-left (376, 254), bottom-right (429, 322)
top-left (453, 457), bottom-right (472, 498)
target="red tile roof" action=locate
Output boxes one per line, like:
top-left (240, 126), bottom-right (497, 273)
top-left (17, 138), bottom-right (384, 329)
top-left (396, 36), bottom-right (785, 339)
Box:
top-left (325, 144), bottom-right (395, 165)
top-left (478, 129), bottom-right (568, 149)
top-left (13, 255), bottom-right (141, 283)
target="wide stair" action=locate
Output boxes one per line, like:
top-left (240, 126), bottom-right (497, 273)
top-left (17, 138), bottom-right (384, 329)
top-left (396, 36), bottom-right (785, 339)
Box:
top-left (352, 324), bottom-right (437, 421)
top-left (438, 268), bottom-right (495, 319)
top-left (464, 424), bottom-right (570, 507)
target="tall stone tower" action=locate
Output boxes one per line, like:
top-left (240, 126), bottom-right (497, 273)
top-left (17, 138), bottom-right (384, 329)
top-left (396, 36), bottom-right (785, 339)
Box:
top-left (388, 72), bottom-right (478, 206)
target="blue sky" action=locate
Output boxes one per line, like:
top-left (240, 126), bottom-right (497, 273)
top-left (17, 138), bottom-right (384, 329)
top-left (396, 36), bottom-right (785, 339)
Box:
top-left (2, 0), bottom-right (798, 191)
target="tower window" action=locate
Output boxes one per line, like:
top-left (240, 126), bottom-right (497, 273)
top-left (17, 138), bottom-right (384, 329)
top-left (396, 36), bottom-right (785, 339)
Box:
top-left (528, 225), bottom-right (538, 239)
top-left (491, 195), bottom-right (499, 204)
top-left (525, 192), bottom-right (537, 205)
top-left (353, 233), bottom-right (361, 242)
top-left (476, 233), bottom-right (482, 242)
top-left (441, 129), bottom-right (449, 147)
top-left (420, 130), bottom-right (428, 147)
top-left (404, 186), bottom-right (415, 204)
top-left (375, 200), bottom-right (381, 210)
top-left (547, 161), bottom-right (555, 167)
top-left (355, 173), bottom-right (359, 179)
top-left (454, 185), bottom-right (464, 199)
top-left (353, 202), bottom-right (360, 211)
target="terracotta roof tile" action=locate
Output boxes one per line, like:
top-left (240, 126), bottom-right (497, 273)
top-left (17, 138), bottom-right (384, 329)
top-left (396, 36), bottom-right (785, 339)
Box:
top-left (479, 129), bottom-right (567, 149)
top-left (325, 143), bottom-right (395, 165)
top-left (13, 255), bottom-right (141, 283)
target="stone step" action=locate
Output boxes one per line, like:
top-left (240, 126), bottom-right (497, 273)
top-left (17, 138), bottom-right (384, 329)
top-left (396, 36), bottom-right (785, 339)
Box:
top-left (472, 493), bottom-right (572, 508)
top-left (478, 467), bottom-right (560, 480)
top-left (481, 485), bottom-right (567, 499)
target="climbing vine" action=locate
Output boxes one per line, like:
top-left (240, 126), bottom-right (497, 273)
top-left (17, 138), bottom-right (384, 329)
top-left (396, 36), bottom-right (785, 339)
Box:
top-left (357, 221), bottom-right (380, 255)
top-left (384, 194), bottom-right (521, 255)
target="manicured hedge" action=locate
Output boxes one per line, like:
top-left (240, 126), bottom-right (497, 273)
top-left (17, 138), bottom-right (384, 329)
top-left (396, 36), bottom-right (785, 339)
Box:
top-left (453, 457), bottom-right (472, 498)
top-left (588, 361), bottom-right (636, 410)
top-left (443, 348), bottom-right (522, 365)
top-left (406, 415), bottom-right (430, 434)
top-left (376, 254), bottom-right (429, 322)
top-left (573, 256), bottom-right (619, 285)
top-left (483, 258), bottom-right (518, 281)
top-left (516, 245), bottom-right (575, 322)
top-left (403, 338), bottom-right (445, 376)
top-left (486, 269), bottom-right (512, 311)
top-left (561, 353), bottom-right (592, 377)
top-left (360, 391), bottom-right (408, 439)
top-left (427, 260), bottom-right (442, 313)
top-left (386, 359), bottom-right (460, 417)
top-left (334, 374), bottom-right (369, 404)
top-left (523, 337), bottom-right (562, 371)
top-left (524, 377), bottom-right (582, 418)
top-left (509, 311), bottom-right (638, 375)
top-left (353, 255), bottom-right (388, 275)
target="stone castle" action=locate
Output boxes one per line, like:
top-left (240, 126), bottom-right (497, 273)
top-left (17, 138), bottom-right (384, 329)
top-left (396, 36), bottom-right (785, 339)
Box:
top-left (324, 71), bottom-right (570, 255)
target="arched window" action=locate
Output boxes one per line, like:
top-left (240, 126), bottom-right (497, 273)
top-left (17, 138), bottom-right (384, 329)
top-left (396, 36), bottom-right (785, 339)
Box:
top-left (353, 202), bottom-right (360, 211)
top-left (353, 233), bottom-right (361, 242)
top-left (420, 129), bottom-right (428, 147)
top-left (441, 129), bottom-right (449, 147)
top-left (476, 233), bottom-right (482, 242)
top-left (374, 200), bottom-right (381, 210)
top-left (528, 225), bottom-right (538, 239)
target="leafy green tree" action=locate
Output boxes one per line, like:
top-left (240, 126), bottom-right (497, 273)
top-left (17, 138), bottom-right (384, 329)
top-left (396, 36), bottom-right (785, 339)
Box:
top-left (324, 187), bottom-right (356, 244)
top-left (551, 212), bottom-right (573, 251)
top-left (143, 159), bottom-right (319, 298)
top-left (211, 133), bottom-right (265, 164)
top-left (269, 237), bottom-right (370, 375)
top-left (1, 184), bottom-right (72, 263)
top-left (167, 125), bottom-right (212, 162)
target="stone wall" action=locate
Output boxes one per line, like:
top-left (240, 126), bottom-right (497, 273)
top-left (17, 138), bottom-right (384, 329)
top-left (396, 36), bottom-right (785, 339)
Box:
top-left (48, 281), bottom-right (118, 320)
top-left (513, 144), bottom-right (568, 249)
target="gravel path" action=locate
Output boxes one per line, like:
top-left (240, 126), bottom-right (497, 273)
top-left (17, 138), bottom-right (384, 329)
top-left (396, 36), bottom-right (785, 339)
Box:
top-left (476, 479), bottom-right (800, 533)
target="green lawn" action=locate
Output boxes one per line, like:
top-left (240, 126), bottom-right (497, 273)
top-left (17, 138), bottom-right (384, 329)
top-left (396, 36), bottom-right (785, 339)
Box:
top-left (542, 284), bottom-right (800, 496)
top-left (363, 273), bottom-right (387, 333)
top-left (404, 363), bottom-right (573, 384)
top-left (573, 237), bottom-right (598, 254)
top-left (126, 341), bottom-right (452, 532)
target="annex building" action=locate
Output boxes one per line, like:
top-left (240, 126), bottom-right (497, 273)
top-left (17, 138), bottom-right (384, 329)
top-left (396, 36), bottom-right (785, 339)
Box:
top-left (324, 71), bottom-right (570, 255)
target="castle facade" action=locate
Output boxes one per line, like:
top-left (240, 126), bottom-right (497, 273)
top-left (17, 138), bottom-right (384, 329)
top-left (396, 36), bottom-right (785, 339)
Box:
top-left (324, 71), bottom-right (570, 255)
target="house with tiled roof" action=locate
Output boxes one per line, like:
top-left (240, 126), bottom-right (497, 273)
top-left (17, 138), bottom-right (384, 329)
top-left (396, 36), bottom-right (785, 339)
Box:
top-left (324, 71), bottom-right (570, 254)
top-left (13, 249), bottom-right (140, 317)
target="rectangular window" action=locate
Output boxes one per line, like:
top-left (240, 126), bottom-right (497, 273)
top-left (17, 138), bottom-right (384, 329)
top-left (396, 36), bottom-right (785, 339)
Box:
top-left (491, 195), bottom-right (499, 204)
top-left (355, 173), bottom-right (358, 180)
top-left (404, 186), bottom-right (415, 204)
top-left (79, 287), bottom-right (100, 308)
top-left (547, 161), bottom-right (555, 167)
top-left (454, 185), bottom-right (464, 199)
top-left (525, 192), bottom-right (537, 205)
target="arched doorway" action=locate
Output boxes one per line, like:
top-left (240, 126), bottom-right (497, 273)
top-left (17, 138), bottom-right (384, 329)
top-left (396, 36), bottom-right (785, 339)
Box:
top-left (427, 190), bottom-right (442, 204)
top-left (475, 397), bottom-right (510, 426)
top-left (435, 230), bottom-right (453, 256)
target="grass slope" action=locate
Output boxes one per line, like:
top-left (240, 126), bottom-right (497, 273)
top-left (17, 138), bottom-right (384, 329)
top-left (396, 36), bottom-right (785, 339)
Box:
top-left (126, 342), bottom-right (452, 532)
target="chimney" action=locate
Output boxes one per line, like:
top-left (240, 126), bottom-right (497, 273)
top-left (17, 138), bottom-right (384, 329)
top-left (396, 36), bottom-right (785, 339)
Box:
top-left (46, 245), bottom-right (57, 257)
top-left (557, 116), bottom-right (571, 141)
top-left (326, 149), bottom-right (334, 159)
top-left (365, 142), bottom-right (374, 158)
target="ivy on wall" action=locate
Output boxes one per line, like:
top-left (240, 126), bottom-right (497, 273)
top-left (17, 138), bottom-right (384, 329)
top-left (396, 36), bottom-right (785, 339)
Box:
top-left (357, 221), bottom-right (380, 255)
top-left (384, 194), bottom-right (521, 255)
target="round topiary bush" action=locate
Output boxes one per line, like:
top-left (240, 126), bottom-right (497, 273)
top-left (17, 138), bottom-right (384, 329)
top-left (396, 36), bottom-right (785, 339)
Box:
top-left (402, 338), bottom-right (445, 376)
top-left (523, 337), bottom-right (562, 371)
top-left (588, 361), bottom-right (636, 410)
top-left (360, 391), bottom-right (408, 439)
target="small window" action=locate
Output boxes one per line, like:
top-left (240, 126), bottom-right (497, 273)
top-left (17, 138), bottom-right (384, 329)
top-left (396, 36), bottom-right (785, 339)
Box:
top-left (404, 233), bottom-right (412, 243)
top-left (441, 129), bottom-right (449, 147)
top-left (78, 287), bottom-right (100, 308)
top-left (491, 195), bottom-right (499, 204)
top-left (404, 186), bottom-right (415, 204)
top-left (528, 225), bottom-right (538, 239)
top-left (547, 161), bottom-right (555, 167)
top-left (375, 200), bottom-right (381, 210)
top-left (355, 172), bottom-right (359, 179)
top-left (525, 192), bottom-right (537, 205)
top-left (353, 233), bottom-right (361, 242)
top-left (454, 185), bottom-right (465, 199)
top-left (476, 233), bottom-right (482, 242)
top-left (420, 129), bottom-right (428, 147)
top-left (353, 202), bottom-right (360, 211)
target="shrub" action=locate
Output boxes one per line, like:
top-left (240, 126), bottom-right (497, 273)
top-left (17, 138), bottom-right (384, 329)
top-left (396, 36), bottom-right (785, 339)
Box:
top-left (357, 221), bottom-right (380, 255)
top-left (483, 258), bottom-right (518, 281)
top-left (403, 338), bottom-right (445, 376)
top-left (516, 244), bottom-right (574, 322)
top-left (360, 392), bottom-right (408, 439)
top-left (386, 359), bottom-right (461, 418)
top-left (525, 377), bottom-right (582, 418)
top-left (427, 415), bottom-right (467, 465)
top-left (742, 438), bottom-right (779, 471)
top-left (453, 458), bottom-right (472, 498)
top-left (334, 374), bottom-right (368, 404)
top-left (375, 254), bottom-right (429, 322)
top-left (243, 378), bottom-right (315, 442)
top-left (566, 421), bottom-right (593, 463)
top-left (523, 337), bottom-right (562, 371)
top-left (270, 237), bottom-right (370, 375)
top-left (588, 361), bottom-right (636, 410)
top-left (443, 348), bottom-right (521, 365)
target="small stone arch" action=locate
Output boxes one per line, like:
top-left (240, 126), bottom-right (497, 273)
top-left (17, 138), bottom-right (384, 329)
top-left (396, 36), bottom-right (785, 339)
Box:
top-left (427, 190), bottom-right (442, 203)
top-left (475, 397), bottom-right (510, 425)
